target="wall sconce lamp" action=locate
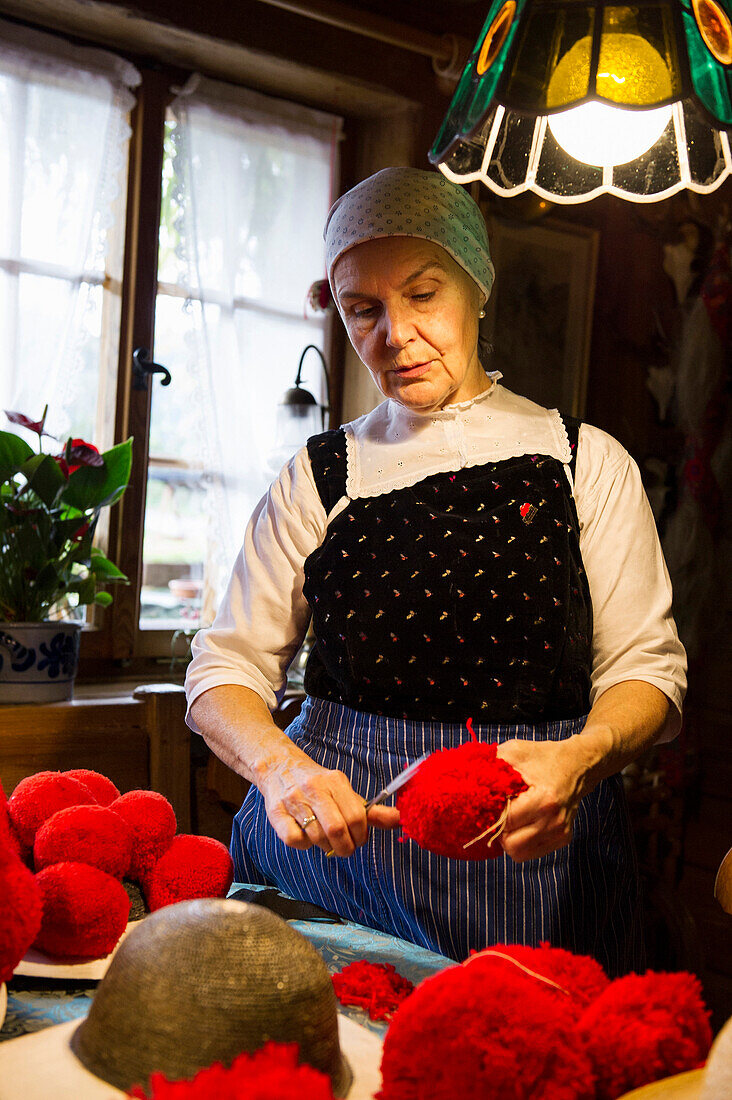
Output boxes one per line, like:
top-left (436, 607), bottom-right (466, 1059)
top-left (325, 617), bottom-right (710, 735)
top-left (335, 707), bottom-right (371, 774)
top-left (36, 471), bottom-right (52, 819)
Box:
top-left (430, 0), bottom-right (732, 203)
top-left (269, 345), bottom-right (331, 473)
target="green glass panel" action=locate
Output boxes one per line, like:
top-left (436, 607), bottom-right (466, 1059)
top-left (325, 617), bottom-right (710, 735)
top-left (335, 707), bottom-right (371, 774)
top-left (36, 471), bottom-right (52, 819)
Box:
top-left (681, 0), bottom-right (732, 124)
top-left (508, 5), bottom-right (595, 111)
top-left (430, 0), bottom-right (532, 163)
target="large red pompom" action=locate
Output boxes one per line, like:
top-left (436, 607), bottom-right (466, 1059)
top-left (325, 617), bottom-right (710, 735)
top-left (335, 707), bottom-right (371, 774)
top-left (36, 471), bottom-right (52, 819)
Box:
top-left (476, 943), bottom-right (610, 1017)
top-left (34, 861), bottom-right (130, 960)
top-left (142, 834), bottom-right (233, 912)
top-left (34, 804), bottom-right (133, 879)
top-left (396, 741), bottom-right (528, 860)
top-left (0, 777), bottom-right (9, 842)
top-left (128, 1041), bottom-right (336, 1099)
top-left (63, 769), bottom-right (120, 806)
top-left (110, 790), bottom-right (176, 880)
top-left (0, 846), bottom-right (43, 982)
top-left (378, 952), bottom-right (596, 1100)
top-left (577, 970), bottom-right (713, 1099)
top-left (7, 771), bottom-right (97, 852)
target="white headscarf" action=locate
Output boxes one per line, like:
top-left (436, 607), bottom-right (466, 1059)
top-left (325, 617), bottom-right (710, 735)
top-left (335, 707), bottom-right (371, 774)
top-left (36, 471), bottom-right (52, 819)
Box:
top-left (324, 167), bottom-right (495, 305)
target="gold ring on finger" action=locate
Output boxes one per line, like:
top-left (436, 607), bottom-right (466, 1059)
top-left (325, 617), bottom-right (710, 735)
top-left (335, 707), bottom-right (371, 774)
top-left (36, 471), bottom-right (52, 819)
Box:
top-left (300, 814), bottom-right (317, 830)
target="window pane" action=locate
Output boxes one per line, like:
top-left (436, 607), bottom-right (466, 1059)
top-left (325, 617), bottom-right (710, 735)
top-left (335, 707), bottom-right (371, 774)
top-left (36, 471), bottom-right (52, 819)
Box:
top-left (141, 95), bottom-right (337, 632)
top-left (0, 52), bottom-right (131, 445)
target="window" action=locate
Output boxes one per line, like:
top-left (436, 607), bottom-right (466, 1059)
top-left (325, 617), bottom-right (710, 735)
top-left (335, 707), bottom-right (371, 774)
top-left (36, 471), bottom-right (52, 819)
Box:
top-left (143, 82), bottom-right (339, 633)
top-left (0, 21), bottom-right (341, 671)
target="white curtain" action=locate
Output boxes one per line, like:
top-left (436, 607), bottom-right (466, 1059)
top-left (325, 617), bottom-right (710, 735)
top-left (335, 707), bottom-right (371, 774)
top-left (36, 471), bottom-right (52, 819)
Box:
top-left (0, 20), bottom-right (140, 443)
top-left (160, 76), bottom-right (341, 618)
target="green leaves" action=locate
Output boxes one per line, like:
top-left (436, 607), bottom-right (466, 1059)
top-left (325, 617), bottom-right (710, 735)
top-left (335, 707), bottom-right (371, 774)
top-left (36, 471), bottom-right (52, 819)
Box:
top-left (0, 423), bottom-right (133, 621)
top-left (62, 439), bottom-right (133, 510)
top-left (18, 453), bottom-right (67, 506)
top-left (0, 431), bottom-right (34, 482)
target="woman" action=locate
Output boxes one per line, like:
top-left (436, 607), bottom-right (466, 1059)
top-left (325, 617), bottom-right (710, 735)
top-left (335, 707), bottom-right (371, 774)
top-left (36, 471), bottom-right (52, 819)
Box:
top-left (186, 168), bottom-right (686, 974)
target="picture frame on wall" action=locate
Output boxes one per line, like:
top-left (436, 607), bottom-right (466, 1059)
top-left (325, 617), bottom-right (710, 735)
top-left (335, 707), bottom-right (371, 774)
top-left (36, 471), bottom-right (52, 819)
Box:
top-left (481, 215), bottom-right (600, 417)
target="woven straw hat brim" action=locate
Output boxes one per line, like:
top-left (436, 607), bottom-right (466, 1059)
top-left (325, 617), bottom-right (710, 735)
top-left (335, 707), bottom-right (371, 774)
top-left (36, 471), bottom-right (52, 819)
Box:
top-left (616, 1068), bottom-right (704, 1099)
top-left (0, 1014), bottom-right (382, 1100)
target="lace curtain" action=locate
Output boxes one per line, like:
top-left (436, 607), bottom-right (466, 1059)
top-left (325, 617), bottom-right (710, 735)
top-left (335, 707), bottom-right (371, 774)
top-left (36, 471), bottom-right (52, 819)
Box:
top-left (0, 20), bottom-right (140, 443)
top-left (155, 77), bottom-right (341, 620)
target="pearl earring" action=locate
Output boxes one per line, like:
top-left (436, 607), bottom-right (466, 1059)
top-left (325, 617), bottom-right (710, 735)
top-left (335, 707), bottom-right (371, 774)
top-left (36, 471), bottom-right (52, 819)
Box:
top-left (478, 309), bottom-right (486, 319)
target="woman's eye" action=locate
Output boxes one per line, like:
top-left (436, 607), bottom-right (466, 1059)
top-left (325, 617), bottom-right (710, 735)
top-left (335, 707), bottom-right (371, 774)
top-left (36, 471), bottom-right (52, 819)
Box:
top-left (353, 306), bottom-right (376, 319)
top-left (412, 291), bottom-right (435, 302)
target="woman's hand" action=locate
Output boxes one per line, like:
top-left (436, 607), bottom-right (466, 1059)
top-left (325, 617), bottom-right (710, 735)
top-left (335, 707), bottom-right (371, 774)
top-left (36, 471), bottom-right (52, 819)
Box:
top-left (496, 736), bottom-right (598, 862)
top-left (258, 744), bottom-right (400, 858)
top-left (496, 681), bottom-right (671, 861)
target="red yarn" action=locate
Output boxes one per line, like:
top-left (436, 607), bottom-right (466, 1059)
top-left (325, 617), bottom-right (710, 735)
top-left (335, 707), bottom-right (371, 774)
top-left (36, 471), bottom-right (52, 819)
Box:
top-left (0, 777), bottom-right (9, 843)
top-left (142, 834), bottom-right (233, 912)
top-left (475, 943), bottom-right (610, 1017)
top-left (34, 804), bottom-right (133, 879)
top-left (110, 790), bottom-right (177, 880)
top-left (7, 771), bottom-right (96, 850)
top-left (577, 970), bottom-right (713, 1099)
top-left (127, 1041), bottom-right (335, 1099)
top-left (0, 846), bottom-right (43, 982)
top-left (396, 741), bottom-right (528, 860)
top-left (378, 952), bottom-right (596, 1100)
top-left (63, 768), bottom-right (120, 806)
top-left (34, 861), bottom-right (130, 960)
top-left (332, 961), bottom-right (414, 1021)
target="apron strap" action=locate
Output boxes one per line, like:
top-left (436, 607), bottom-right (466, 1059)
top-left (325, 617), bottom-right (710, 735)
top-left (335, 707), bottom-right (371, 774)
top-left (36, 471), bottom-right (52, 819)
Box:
top-left (307, 427), bottom-right (348, 513)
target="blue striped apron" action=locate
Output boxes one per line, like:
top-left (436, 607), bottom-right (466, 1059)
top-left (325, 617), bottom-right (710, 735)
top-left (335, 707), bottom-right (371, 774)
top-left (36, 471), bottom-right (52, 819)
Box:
top-left (231, 695), bottom-right (645, 977)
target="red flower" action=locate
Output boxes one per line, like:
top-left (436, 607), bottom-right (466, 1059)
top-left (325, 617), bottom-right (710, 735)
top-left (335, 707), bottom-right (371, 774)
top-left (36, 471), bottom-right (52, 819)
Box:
top-left (55, 439), bottom-right (102, 478)
top-left (4, 409), bottom-right (53, 438)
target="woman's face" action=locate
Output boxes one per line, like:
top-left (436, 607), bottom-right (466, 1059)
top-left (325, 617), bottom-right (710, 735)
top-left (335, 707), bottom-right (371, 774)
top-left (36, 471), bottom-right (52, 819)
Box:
top-left (332, 236), bottom-right (488, 414)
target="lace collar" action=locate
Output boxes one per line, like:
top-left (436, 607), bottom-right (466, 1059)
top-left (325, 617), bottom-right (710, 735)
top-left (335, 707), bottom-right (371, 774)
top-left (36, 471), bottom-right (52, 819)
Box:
top-left (343, 378), bottom-right (571, 499)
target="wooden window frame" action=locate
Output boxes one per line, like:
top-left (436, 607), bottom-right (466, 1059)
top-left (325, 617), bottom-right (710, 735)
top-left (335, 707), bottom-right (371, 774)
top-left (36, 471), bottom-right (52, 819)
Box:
top-left (76, 62), bottom-right (346, 680)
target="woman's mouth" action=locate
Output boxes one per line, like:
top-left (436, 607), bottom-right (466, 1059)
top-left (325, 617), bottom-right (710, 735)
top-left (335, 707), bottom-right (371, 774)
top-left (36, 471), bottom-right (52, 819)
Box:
top-left (392, 361), bottom-right (432, 378)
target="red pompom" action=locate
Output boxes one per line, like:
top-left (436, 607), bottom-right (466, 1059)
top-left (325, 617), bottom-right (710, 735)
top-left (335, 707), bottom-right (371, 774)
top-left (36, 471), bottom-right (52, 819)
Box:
top-left (396, 741), bottom-right (528, 860)
top-left (34, 804), bottom-right (133, 879)
top-left (577, 970), bottom-right (712, 1099)
top-left (110, 790), bottom-right (177, 880)
top-left (0, 846), bottom-right (43, 982)
top-left (127, 1041), bottom-right (335, 1099)
top-left (142, 834), bottom-right (233, 912)
top-left (7, 771), bottom-right (97, 851)
top-left (34, 861), bottom-right (130, 960)
top-left (378, 952), bottom-right (595, 1100)
top-left (332, 961), bottom-right (414, 1021)
top-left (63, 769), bottom-right (120, 806)
top-left (475, 943), bottom-right (610, 1017)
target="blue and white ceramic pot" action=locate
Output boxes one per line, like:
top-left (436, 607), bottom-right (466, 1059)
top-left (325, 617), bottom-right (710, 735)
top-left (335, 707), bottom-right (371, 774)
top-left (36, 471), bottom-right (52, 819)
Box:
top-left (0, 622), bottom-right (83, 704)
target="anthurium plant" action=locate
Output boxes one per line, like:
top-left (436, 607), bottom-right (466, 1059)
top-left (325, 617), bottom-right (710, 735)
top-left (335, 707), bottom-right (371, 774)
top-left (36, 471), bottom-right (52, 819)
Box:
top-left (0, 408), bottom-right (132, 623)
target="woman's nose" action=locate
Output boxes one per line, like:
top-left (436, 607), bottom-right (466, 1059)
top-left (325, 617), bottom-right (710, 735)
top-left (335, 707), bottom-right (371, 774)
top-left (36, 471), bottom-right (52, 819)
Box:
top-left (383, 304), bottom-right (414, 349)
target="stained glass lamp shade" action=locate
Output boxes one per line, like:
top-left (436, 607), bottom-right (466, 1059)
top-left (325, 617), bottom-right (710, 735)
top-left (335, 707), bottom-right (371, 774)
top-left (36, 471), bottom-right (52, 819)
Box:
top-left (430, 0), bottom-right (732, 202)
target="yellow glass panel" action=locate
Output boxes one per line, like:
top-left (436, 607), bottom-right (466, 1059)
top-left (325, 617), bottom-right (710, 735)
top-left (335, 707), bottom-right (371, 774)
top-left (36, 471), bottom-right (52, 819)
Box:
top-left (548, 22), bottom-right (673, 109)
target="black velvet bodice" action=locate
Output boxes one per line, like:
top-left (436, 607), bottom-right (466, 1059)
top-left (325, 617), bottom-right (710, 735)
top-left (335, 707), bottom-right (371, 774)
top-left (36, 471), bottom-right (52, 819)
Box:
top-left (302, 423), bottom-right (592, 723)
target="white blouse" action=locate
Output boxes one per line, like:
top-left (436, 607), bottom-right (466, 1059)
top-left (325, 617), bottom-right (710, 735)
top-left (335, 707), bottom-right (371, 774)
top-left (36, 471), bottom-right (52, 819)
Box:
top-left (185, 383), bottom-right (686, 742)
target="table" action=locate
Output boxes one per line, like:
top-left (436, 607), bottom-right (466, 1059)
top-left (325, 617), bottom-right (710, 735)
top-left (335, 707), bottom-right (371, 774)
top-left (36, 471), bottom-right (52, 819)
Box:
top-left (1, 884), bottom-right (453, 1043)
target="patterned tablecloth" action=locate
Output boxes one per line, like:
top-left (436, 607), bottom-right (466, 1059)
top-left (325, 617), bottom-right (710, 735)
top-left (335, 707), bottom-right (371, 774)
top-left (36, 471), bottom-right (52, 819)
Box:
top-left (1, 883), bottom-right (454, 1042)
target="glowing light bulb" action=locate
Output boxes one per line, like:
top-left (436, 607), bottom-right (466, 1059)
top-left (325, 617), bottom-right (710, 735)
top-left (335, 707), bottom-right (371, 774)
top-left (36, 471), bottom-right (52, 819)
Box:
top-left (547, 31), bottom-right (674, 167)
top-left (548, 100), bottom-right (672, 167)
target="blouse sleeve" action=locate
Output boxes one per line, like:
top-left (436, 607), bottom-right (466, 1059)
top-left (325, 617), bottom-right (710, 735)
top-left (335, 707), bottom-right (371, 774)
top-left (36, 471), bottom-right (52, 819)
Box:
top-left (184, 447), bottom-right (329, 730)
top-left (574, 425), bottom-right (687, 743)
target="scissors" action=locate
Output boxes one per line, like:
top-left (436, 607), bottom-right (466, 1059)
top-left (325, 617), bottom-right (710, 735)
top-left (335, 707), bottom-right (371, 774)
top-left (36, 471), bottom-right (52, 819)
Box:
top-left (324, 752), bottom-right (430, 857)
